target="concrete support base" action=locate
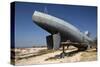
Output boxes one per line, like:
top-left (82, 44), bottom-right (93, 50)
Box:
top-left (46, 33), bottom-right (61, 50)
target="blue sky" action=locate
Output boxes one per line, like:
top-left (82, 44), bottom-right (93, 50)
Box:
top-left (14, 2), bottom-right (97, 48)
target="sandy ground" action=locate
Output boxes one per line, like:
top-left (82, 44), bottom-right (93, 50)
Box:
top-left (12, 47), bottom-right (97, 65)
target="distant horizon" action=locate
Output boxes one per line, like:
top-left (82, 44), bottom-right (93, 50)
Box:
top-left (13, 2), bottom-right (97, 48)
top-left (14, 45), bottom-right (47, 48)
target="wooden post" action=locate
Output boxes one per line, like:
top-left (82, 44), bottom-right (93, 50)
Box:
top-left (60, 44), bottom-right (65, 58)
top-left (63, 44), bottom-right (65, 53)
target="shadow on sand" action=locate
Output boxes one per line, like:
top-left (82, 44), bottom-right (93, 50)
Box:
top-left (45, 50), bottom-right (81, 61)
